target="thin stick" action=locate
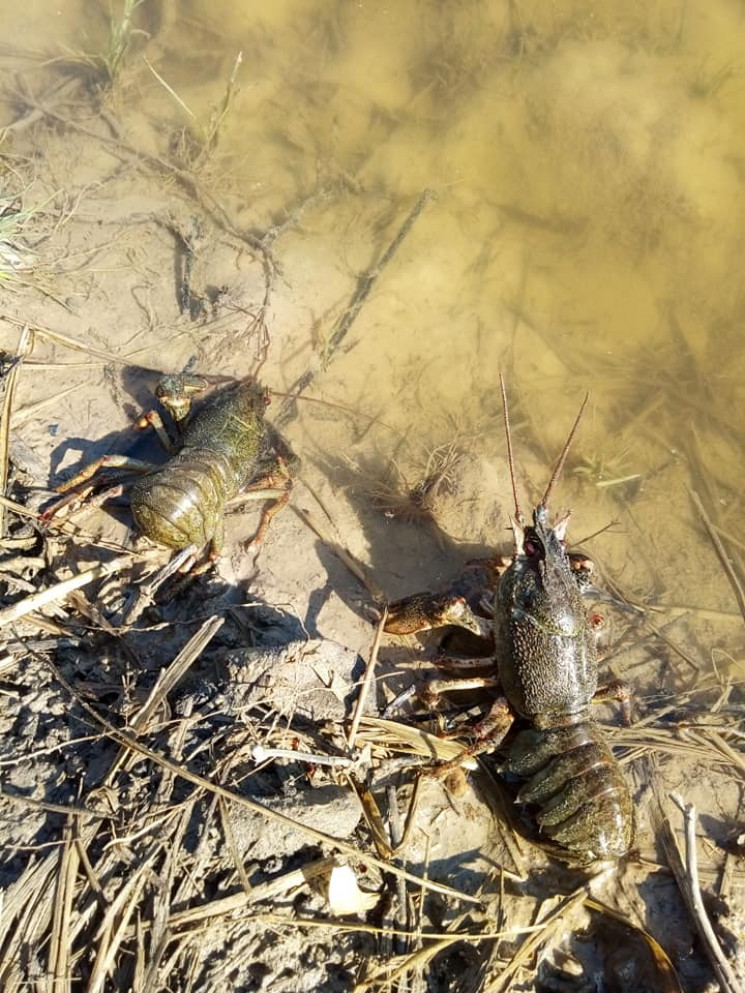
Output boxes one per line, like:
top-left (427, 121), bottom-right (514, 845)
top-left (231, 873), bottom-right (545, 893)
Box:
top-left (106, 614), bottom-right (224, 780)
top-left (291, 503), bottom-right (384, 600)
top-left (0, 552), bottom-right (157, 629)
top-left (483, 878), bottom-right (602, 993)
top-left (690, 729), bottom-right (745, 779)
top-left (47, 816), bottom-right (77, 993)
top-left (143, 55), bottom-right (197, 121)
top-left (251, 744), bottom-right (357, 768)
top-left (0, 789), bottom-right (112, 820)
top-left (86, 857), bottom-right (152, 993)
top-left (688, 487), bottom-right (745, 623)
top-left (642, 618), bottom-right (701, 675)
top-left (209, 911), bottom-right (543, 943)
top-left (0, 326), bottom-right (33, 538)
top-left (14, 383), bottom-right (83, 423)
top-left (169, 856), bottom-right (339, 928)
top-left (347, 607), bottom-right (387, 750)
top-left (131, 614), bottom-right (222, 731)
top-left (2, 315), bottom-right (130, 364)
top-left (669, 794), bottom-right (741, 993)
top-left (269, 388), bottom-right (396, 433)
top-left (277, 190), bottom-right (432, 425)
top-left (386, 783), bottom-right (410, 953)
top-left (712, 525), bottom-right (745, 556)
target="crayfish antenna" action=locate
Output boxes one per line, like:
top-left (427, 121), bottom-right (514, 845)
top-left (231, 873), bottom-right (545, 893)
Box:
top-left (540, 391), bottom-right (589, 510)
top-left (499, 373), bottom-right (524, 528)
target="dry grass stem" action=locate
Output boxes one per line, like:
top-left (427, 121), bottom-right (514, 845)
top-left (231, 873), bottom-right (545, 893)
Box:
top-left (355, 716), bottom-right (470, 765)
top-left (143, 55), bottom-right (197, 122)
top-left (668, 794), bottom-right (742, 993)
top-left (47, 817), bottom-right (77, 992)
top-left (688, 487), bottom-right (745, 623)
top-left (0, 788), bottom-right (112, 819)
top-left (131, 614), bottom-right (223, 731)
top-left (13, 383), bottom-right (83, 423)
top-left (251, 743), bottom-right (357, 768)
top-left (170, 856), bottom-right (338, 928)
top-left (348, 606), bottom-right (387, 749)
top-left (0, 551), bottom-right (157, 629)
top-left (2, 315), bottom-right (132, 364)
top-left (351, 783), bottom-right (394, 860)
top-left (611, 724), bottom-right (745, 777)
top-left (355, 937), bottom-right (470, 991)
top-left (0, 326), bottom-right (33, 538)
top-left (483, 881), bottom-right (601, 993)
top-left (87, 854), bottom-right (153, 993)
top-left (292, 503), bottom-right (384, 600)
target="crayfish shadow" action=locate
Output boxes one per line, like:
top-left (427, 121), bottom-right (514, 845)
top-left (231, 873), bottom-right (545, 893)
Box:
top-left (47, 423), bottom-right (165, 485)
top-left (47, 427), bottom-right (137, 483)
top-left (314, 449), bottom-right (507, 602)
top-left (46, 363), bottom-right (192, 481)
top-left (117, 363), bottom-right (175, 415)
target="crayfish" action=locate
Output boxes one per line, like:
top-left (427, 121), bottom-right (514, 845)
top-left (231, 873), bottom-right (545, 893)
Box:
top-left (44, 373), bottom-right (297, 562)
top-left (384, 381), bottom-right (633, 864)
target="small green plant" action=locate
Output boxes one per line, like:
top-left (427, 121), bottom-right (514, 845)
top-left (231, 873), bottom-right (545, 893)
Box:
top-left (0, 173), bottom-right (65, 295)
top-left (101, 0), bottom-right (147, 83)
top-left (145, 51), bottom-right (244, 168)
top-left (572, 445), bottom-right (642, 490)
top-left (689, 59), bottom-right (745, 99)
top-left (0, 196), bottom-right (39, 283)
top-left (60, 0), bottom-right (147, 87)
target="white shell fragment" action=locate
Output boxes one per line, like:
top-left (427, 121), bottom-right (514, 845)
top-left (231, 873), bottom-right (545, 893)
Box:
top-left (326, 864), bottom-right (378, 916)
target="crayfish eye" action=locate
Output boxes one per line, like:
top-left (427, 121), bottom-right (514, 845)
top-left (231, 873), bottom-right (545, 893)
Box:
top-left (523, 532), bottom-right (544, 559)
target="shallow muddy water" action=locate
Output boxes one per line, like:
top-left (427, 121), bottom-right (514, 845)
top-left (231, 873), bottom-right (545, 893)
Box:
top-left (2, 2), bottom-right (745, 991)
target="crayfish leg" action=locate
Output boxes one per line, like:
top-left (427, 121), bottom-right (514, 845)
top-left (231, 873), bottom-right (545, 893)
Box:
top-left (418, 675), bottom-right (500, 709)
top-left (248, 488), bottom-right (292, 546)
top-left (40, 481), bottom-right (99, 519)
top-left (42, 455), bottom-right (151, 523)
top-left (385, 592), bottom-right (484, 636)
top-left (431, 696), bottom-right (515, 778)
top-left (236, 458), bottom-right (294, 547)
top-left (383, 672), bottom-right (499, 716)
top-left (136, 409), bottom-right (179, 452)
top-left (55, 455), bottom-right (153, 494)
top-left (206, 519), bottom-right (225, 564)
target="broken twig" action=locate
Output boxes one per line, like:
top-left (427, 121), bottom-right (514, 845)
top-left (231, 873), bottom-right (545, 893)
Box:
top-left (668, 793), bottom-right (741, 993)
top-left (277, 190), bottom-right (432, 426)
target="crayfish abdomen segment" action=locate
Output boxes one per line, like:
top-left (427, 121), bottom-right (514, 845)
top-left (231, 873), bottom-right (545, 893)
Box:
top-left (506, 721), bottom-right (633, 863)
top-left (131, 447), bottom-right (233, 549)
